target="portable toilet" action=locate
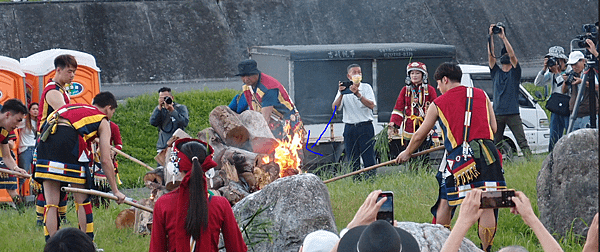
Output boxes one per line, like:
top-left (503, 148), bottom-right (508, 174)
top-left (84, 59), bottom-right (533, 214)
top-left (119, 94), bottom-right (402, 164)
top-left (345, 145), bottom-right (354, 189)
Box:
top-left (20, 49), bottom-right (101, 105)
top-left (0, 56), bottom-right (26, 104)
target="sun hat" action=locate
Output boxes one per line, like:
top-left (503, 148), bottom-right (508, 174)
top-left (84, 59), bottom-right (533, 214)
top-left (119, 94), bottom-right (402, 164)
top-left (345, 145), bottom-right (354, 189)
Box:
top-left (337, 220), bottom-right (420, 252)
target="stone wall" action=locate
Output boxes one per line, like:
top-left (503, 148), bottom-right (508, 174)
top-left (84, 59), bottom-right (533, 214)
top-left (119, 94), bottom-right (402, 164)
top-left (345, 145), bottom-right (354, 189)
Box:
top-left (0, 0), bottom-right (595, 84)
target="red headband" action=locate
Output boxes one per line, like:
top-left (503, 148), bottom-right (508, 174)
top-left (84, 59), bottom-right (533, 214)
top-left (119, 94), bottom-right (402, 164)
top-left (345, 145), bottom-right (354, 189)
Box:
top-left (170, 138), bottom-right (217, 173)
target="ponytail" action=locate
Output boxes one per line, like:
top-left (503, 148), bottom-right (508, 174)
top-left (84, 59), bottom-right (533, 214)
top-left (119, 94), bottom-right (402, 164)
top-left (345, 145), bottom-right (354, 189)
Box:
top-left (179, 142), bottom-right (209, 241)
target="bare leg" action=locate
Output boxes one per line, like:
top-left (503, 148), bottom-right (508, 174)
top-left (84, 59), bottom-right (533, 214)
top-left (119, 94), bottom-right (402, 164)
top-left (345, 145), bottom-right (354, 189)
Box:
top-left (436, 199), bottom-right (454, 229)
top-left (42, 180), bottom-right (61, 238)
top-left (478, 209), bottom-right (497, 250)
top-left (72, 184), bottom-right (94, 240)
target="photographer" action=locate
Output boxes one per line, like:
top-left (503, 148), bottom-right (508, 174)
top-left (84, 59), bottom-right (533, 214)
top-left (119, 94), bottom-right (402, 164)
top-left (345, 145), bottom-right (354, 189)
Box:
top-left (562, 48), bottom-right (599, 131)
top-left (149, 87), bottom-right (189, 152)
top-left (534, 46), bottom-right (569, 152)
top-left (332, 64), bottom-right (377, 179)
top-left (487, 23), bottom-right (532, 159)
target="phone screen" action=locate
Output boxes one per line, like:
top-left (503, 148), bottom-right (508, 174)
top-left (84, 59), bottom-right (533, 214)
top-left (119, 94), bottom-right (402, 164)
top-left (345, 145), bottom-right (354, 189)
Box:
top-left (377, 191), bottom-right (394, 225)
top-left (480, 190), bottom-right (516, 209)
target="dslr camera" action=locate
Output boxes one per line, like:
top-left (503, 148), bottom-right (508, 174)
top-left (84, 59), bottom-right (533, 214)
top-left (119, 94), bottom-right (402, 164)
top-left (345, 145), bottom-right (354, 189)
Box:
top-left (164, 96), bottom-right (173, 105)
top-left (564, 71), bottom-right (580, 86)
top-left (546, 57), bottom-right (558, 68)
top-left (492, 22), bottom-right (505, 34)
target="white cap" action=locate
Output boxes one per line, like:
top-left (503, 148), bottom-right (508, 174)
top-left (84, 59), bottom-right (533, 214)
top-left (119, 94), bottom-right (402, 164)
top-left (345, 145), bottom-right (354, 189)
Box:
top-left (302, 230), bottom-right (339, 252)
top-left (566, 51), bottom-right (585, 65)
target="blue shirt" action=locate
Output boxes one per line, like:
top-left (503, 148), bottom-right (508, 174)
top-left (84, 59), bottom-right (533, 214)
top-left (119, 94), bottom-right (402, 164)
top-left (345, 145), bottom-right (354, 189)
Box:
top-left (491, 63), bottom-right (521, 115)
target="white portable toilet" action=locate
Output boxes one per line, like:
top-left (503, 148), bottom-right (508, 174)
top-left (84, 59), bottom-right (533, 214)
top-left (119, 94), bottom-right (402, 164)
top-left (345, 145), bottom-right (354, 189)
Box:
top-left (20, 49), bottom-right (101, 105)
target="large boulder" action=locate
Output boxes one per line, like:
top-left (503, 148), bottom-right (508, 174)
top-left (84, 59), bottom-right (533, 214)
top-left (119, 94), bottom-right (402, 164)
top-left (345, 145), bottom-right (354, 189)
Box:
top-left (232, 173), bottom-right (337, 252)
top-left (537, 129), bottom-right (598, 237)
top-left (397, 222), bottom-right (483, 252)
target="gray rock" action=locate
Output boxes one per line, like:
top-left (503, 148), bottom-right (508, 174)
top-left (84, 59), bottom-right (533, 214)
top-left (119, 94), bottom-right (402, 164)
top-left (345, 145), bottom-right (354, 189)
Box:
top-left (537, 129), bottom-right (598, 237)
top-left (397, 222), bottom-right (483, 252)
top-left (232, 173), bottom-right (337, 252)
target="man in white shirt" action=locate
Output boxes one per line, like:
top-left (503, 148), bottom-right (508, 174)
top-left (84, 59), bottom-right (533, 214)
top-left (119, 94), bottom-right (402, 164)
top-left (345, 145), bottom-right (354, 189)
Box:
top-left (332, 64), bottom-right (377, 179)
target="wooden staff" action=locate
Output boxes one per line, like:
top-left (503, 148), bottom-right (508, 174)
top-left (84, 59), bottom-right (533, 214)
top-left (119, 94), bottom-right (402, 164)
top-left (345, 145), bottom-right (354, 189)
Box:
top-left (0, 168), bottom-right (31, 179)
top-left (324, 145), bottom-right (445, 184)
top-left (61, 187), bottom-right (153, 213)
top-left (111, 146), bottom-right (154, 171)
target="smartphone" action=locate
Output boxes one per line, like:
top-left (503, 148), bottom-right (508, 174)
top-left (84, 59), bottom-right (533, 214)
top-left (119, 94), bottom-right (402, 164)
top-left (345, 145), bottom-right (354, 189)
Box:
top-left (480, 189), bottom-right (516, 209)
top-left (376, 191), bottom-right (394, 225)
top-left (340, 80), bottom-right (353, 95)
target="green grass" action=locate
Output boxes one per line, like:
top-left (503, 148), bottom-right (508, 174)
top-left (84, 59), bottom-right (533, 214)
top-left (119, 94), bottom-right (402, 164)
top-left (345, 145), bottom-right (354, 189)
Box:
top-left (0, 202), bottom-right (149, 251)
top-left (111, 89), bottom-right (239, 188)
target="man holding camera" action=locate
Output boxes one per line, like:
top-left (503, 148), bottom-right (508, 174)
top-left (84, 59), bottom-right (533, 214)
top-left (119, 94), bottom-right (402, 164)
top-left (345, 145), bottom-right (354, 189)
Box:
top-left (150, 87), bottom-right (189, 152)
top-left (534, 46), bottom-right (569, 152)
top-left (562, 42), bottom-right (599, 131)
top-left (488, 23), bottom-right (532, 159)
top-left (332, 64), bottom-right (377, 179)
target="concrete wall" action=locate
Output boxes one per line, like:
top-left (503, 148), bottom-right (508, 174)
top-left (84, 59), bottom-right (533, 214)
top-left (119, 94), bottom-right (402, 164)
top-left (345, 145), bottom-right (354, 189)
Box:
top-left (0, 0), bottom-right (596, 84)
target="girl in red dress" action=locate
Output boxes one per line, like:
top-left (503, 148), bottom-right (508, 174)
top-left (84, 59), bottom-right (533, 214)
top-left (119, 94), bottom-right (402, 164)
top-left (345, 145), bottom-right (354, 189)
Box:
top-left (150, 138), bottom-right (247, 252)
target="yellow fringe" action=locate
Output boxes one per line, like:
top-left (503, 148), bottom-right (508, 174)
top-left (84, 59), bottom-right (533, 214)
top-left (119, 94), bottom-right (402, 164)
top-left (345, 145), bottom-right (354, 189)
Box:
top-left (453, 163), bottom-right (479, 186)
top-left (478, 225), bottom-right (497, 246)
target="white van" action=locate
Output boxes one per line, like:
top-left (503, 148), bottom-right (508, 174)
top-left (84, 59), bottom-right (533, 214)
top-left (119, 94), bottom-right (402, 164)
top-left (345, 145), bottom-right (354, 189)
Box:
top-left (459, 64), bottom-right (550, 157)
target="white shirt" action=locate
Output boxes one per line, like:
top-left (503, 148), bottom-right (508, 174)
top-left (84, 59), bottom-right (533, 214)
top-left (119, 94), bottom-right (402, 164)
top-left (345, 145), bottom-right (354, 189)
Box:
top-left (18, 119), bottom-right (37, 153)
top-left (334, 82), bottom-right (376, 124)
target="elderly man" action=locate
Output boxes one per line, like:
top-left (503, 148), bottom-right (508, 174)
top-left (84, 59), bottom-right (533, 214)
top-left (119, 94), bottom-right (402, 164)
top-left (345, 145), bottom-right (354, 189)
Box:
top-left (563, 43), bottom-right (599, 131)
top-left (228, 59), bottom-right (304, 139)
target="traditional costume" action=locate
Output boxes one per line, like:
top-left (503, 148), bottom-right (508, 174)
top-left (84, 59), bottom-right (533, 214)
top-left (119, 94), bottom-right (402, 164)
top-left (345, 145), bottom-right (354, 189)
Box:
top-left (34, 103), bottom-right (107, 240)
top-left (433, 86), bottom-right (506, 207)
top-left (150, 139), bottom-right (247, 252)
top-left (229, 60), bottom-right (304, 140)
top-left (35, 80), bottom-right (71, 226)
top-left (0, 129), bottom-right (18, 191)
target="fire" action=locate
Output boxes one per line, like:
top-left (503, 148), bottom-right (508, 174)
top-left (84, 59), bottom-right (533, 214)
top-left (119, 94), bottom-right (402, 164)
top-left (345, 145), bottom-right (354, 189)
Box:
top-left (274, 122), bottom-right (304, 178)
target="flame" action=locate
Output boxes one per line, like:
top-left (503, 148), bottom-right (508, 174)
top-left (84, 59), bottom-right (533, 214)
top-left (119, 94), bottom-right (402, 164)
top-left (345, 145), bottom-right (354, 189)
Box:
top-left (262, 156), bottom-right (270, 164)
top-left (274, 122), bottom-right (304, 178)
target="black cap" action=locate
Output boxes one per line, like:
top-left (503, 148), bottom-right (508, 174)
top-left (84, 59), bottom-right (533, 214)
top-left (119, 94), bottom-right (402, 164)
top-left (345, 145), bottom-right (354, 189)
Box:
top-left (337, 220), bottom-right (420, 252)
top-left (235, 59), bottom-right (261, 76)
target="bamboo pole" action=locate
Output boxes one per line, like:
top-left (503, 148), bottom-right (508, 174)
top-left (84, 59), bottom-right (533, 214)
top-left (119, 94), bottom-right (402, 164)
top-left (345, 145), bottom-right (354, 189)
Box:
top-left (323, 145), bottom-right (445, 184)
top-left (0, 168), bottom-right (31, 178)
top-left (111, 146), bottom-right (154, 171)
top-left (61, 187), bottom-right (153, 213)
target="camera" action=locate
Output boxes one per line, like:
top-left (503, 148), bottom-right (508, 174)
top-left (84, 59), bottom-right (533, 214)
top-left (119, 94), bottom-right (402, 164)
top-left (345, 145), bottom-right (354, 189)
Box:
top-left (480, 189), bottom-right (516, 209)
top-left (546, 57), bottom-right (558, 68)
top-left (376, 191), bottom-right (394, 225)
top-left (564, 70), bottom-right (580, 86)
top-left (164, 96), bottom-right (173, 105)
top-left (575, 23), bottom-right (598, 49)
top-left (492, 22), bottom-right (505, 34)
top-left (340, 80), bottom-right (353, 95)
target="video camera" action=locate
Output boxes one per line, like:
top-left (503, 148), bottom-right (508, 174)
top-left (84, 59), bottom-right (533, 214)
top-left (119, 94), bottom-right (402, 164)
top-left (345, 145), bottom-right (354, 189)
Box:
top-left (575, 24), bottom-right (598, 49)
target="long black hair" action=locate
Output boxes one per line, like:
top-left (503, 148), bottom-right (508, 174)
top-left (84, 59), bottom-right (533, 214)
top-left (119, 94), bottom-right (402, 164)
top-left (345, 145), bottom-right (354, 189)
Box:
top-left (178, 140), bottom-right (210, 240)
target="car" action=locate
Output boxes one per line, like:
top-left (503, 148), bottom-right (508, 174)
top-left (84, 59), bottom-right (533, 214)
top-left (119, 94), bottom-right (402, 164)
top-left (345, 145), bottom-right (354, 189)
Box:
top-left (459, 64), bottom-right (550, 158)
